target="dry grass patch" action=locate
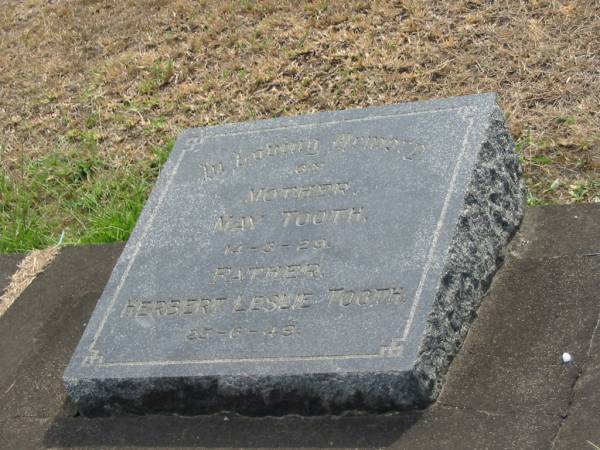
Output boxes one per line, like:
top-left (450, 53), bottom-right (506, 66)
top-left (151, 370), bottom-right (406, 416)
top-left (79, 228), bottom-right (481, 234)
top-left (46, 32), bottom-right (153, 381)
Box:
top-left (1, 0), bottom-right (599, 251)
top-left (0, 245), bottom-right (59, 316)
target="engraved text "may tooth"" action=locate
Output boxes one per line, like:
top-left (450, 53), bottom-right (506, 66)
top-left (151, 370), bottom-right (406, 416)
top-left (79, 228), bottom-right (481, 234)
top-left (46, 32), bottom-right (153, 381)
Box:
top-left (214, 264), bottom-right (322, 282)
top-left (282, 207), bottom-right (365, 227)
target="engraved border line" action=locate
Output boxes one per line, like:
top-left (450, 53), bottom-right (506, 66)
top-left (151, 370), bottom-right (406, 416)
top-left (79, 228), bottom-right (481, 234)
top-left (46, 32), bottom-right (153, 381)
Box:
top-left (101, 353), bottom-right (388, 367)
top-left (190, 106), bottom-right (468, 140)
top-left (401, 110), bottom-right (475, 341)
top-left (89, 147), bottom-right (190, 349)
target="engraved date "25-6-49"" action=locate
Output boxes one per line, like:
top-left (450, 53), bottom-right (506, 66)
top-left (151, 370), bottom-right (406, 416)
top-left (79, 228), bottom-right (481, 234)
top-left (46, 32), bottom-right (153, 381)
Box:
top-left (187, 324), bottom-right (299, 341)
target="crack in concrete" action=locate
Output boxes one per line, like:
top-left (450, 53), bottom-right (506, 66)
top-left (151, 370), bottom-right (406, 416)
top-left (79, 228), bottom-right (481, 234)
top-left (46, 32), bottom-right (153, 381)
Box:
top-left (437, 402), bottom-right (508, 419)
top-left (550, 307), bottom-right (600, 449)
top-left (509, 249), bottom-right (600, 261)
top-left (438, 401), bottom-right (560, 420)
top-left (7, 415), bottom-right (50, 421)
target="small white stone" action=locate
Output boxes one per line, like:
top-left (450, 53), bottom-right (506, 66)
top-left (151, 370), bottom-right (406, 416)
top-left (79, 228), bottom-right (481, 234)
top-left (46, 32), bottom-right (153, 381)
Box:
top-left (562, 352), bottom-right (572, 363)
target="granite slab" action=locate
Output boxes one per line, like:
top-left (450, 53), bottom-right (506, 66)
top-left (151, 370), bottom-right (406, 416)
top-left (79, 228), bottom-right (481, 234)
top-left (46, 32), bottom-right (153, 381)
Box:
top-left (64, 93), bottom-right (526, 415)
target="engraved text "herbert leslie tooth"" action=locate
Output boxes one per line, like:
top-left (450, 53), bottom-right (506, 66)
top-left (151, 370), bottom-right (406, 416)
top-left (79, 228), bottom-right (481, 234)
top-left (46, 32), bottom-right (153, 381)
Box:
top-left (329, 288), bottom-right (405, 306)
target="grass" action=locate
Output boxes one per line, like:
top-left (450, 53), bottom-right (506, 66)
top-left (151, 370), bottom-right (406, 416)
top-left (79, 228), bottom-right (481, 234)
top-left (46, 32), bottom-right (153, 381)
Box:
top-left (1, 0), bottom-right (599, 252)
top-left (138, 59), bottom-right (175, 95)
top-left (0, 140), bottom-right (173, 253)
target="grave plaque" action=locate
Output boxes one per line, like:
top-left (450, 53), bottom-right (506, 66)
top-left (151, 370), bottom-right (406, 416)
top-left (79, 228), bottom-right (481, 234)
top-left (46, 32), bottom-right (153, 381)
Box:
top-left (64, 94), bottom-right (526, 416)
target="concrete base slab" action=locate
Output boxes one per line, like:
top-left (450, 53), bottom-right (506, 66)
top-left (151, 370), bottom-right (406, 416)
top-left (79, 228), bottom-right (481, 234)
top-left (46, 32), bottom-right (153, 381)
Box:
top-left (0, 205), bottom-right (599, 449)
top-left (552, 290), bottom-right (600, 449)
top-left (509, 204), bottom-right (600, 259)
top-left (441, 256), bottom-right (599, 417)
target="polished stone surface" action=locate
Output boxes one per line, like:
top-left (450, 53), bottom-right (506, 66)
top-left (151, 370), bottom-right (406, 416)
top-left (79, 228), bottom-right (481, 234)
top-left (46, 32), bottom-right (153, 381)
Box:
top-left (64, 94), bottom-right (525, 415)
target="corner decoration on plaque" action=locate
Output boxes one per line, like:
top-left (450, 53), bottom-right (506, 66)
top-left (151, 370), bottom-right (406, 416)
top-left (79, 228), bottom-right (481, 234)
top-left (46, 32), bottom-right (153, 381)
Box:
top-left (64, 94), bottom-right (526, 416)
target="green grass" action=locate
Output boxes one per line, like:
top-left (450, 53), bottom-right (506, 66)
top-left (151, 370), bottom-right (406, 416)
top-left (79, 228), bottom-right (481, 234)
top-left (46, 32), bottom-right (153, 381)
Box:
top-left (517, 133), bottom-right (600, 205)
top-left (0, 140), bottom-right (174, 253)
top-left (138, 59), bottom-right (175, 95)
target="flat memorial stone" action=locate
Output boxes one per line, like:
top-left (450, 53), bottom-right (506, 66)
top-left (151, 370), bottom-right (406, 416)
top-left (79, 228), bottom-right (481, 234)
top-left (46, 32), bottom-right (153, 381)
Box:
top-left (64, 93), bottom-right (526, 416)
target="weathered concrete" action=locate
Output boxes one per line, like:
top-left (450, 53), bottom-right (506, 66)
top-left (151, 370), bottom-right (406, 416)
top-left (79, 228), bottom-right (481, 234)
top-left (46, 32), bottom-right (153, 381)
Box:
top-left (0, 253), bottom-right (22, 294)
top-left (1, 204), bottom-right (599, 449)
top-left (509, 203), bottom-right (600, 259)
top-left (65, 94), bottom-right (526, 415)
top-left (440, 256), bottom-right (597, 417)
top-left (0, 244), bottom-right (123, 417)
top-left (551, 277), bottom-right (600, 449)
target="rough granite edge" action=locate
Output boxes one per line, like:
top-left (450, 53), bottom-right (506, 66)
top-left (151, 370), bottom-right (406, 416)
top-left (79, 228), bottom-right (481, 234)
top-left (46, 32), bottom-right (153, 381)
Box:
top-left (65, 101), bottom-right (527, 417)
top-left (412, 104), bottom-right (527, 404)
top-left (67, 371), bottom-right (422, 417)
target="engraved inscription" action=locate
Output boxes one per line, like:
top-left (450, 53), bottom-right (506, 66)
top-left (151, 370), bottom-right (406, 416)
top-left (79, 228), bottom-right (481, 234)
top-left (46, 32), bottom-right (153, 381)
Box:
top-left (224, 239), bottom-right (330, 255)
top-left (121, 292), bottom-right (315, 319)
top-left (295, 162), bottom-right (324, 174)
top-left (182, 135), bottom-right (202, 150)
top-left (213, 263), bottom-right (322, 282)
top-left (198, 127), bottom-right (397, 363)
top-left (82, 349), bottom-right (104, 367)
top-left (187, 324), bottom-right (300, 341)
top-left (233, 292), bottom-right (314, 312)
top-left (234, 139), bottom-right (319, 169)
top-left (333, 133), bottom-right (425, 159)
top-left (121, 297), bottom-right (228, 318)
top-left (246, 182), bottom-right (350, 203)
top-left (328, 288), bottom-right (405, 306)
top-left (201, 161), bottom-right (225, 181)
top-left (296, 239), bottom-right (330, 250)
top-left (120, 286), bottom-right (404, 320)
top-left (215, 215), bottom-right (262, 232)
top-left (282, 207), bottom-right (366, 227)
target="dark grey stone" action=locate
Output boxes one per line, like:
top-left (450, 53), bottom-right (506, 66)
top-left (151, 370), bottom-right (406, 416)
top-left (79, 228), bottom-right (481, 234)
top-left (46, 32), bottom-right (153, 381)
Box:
top-left (63, 93), bottom-right (526, 416)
